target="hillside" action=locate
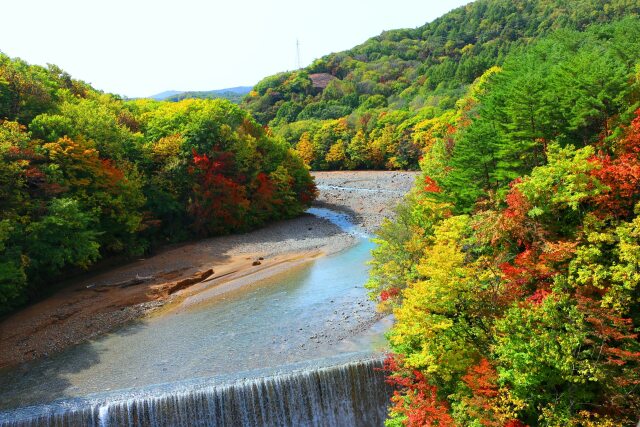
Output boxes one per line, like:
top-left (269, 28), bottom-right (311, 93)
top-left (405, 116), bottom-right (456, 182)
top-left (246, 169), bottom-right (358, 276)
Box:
top-left (150, 86), bottom-right (253, 103)
top-left (361, 6), bottom-right (640, 427)
top-left (0, 54), bottom-right (314, 315)
top-left (148, 90), bottom-right (183, 100)
top-left (242, 0), bottom-right (640, 171)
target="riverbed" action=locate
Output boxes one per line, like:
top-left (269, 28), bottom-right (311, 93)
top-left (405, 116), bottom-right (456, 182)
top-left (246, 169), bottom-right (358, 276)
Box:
top-left (0, 171), bottom-right (418, 421)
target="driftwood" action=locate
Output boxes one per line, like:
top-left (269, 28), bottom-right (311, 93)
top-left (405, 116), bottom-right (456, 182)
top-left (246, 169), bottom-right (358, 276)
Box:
top-left (87, 269), bottom-right (217, 294)
top-left (167, 269), bottom-right (214, 295)
top-left (201, 270), bottom-right (237, 283)
top-left (117, 275), bottom-right (155, 288)
top-left (86, 274), bottom-right (154, 290)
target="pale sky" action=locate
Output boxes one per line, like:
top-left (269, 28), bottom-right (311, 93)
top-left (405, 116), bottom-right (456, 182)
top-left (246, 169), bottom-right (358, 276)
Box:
top-left (0, 0), bottom-right (471, 98)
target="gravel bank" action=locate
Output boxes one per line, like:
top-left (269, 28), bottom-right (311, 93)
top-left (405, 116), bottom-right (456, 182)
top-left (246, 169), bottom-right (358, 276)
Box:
top-left (313, 170), bottom-right (419, 233)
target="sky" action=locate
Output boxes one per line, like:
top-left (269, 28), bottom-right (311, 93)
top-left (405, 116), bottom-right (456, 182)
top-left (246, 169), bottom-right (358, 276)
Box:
top-left (0, 0), bottom-right (471, 98)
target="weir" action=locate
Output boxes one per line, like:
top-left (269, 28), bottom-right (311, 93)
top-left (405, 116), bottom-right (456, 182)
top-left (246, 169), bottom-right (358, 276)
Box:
top-left (0, 358), bottom-right (390, 427)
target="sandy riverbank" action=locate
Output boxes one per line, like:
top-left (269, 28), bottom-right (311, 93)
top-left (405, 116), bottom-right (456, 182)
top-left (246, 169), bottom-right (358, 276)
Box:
top-left (0, 171), bottom-right (418, 369)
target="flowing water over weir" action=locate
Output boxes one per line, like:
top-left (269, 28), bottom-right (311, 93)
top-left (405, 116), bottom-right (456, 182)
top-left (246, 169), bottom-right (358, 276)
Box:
top-left (0, 358), bottom-right (389, 427)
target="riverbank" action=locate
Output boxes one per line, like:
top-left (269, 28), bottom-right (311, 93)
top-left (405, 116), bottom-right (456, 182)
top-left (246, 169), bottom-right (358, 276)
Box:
top-left (0, 171), bottom-right (418, 370)
top-left (314, 170), bottom-right (418, 233)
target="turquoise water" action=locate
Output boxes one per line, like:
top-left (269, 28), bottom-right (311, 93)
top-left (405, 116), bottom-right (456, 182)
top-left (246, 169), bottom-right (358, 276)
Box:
top-left (0, 209), bottom-right (388, 412)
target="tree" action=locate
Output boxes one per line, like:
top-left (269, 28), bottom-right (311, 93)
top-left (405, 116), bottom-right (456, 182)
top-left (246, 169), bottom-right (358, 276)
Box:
top-left (325, 139), bottom-right (348, 169)
top-left (0, 219), bottom-right (27, 314)
top-left (347, 129), bottom-right (369, 169)
top-left (25, 198), bottom-right (100, 282)
top-left (295, 132), bottom-right (315, 167)
top-left (188, 150), bottom-right (249, 235)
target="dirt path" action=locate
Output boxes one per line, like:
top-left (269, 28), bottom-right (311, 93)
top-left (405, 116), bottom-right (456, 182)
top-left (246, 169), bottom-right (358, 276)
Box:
top-left (0, 171), bottom-right (418, 369)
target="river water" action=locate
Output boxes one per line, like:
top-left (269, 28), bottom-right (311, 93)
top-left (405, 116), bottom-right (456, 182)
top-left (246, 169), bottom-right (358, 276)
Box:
top-left (0, 208), bottom-right (391, 425)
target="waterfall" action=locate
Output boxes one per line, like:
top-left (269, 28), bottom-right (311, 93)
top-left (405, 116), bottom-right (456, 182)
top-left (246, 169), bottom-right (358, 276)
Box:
top-left (0, 358), bottom-right (390, 427)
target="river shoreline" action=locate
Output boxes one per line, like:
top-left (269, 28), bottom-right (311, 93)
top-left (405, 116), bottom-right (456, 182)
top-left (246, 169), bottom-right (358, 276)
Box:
top-left (0, 171), bottom-right (418, 370)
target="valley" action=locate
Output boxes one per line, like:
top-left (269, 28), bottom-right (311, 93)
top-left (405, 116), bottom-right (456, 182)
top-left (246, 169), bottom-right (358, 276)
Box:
top-left (0, 171), bottom-right (416, 415)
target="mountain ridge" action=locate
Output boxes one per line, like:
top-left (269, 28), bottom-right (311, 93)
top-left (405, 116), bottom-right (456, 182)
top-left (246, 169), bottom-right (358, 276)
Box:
top-left (148, 86), bottom-right (253, 102)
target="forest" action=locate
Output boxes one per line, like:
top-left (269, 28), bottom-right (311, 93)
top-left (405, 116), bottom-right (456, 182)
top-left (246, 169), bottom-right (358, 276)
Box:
top-left (366, 15), bottom-right (640, 427)
top-left (0, 56), bottom-right (315, 314)
top-left (2, 0), bottom-right (640, 425)
top-left (238, 1), bottom-right (640, 422)
top-left (242, 0), bottom-right (640, 172)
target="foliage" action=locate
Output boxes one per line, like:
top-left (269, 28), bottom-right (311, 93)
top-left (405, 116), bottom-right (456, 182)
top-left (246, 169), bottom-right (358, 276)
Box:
top-left (370, 15), bottom-right (640, 426)
top-left (0, 55), bottom-right (315, 314)
top-left (243, 0), bottom-right (640, 171)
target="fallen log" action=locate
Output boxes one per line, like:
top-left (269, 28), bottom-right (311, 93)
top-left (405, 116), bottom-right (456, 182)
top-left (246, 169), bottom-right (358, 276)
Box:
top-left (167, 269), bottom-right (214, 294)
top-left (117, 275), bottom-right (155, 288)
top-left (86, 274), bottom-right (154, 290)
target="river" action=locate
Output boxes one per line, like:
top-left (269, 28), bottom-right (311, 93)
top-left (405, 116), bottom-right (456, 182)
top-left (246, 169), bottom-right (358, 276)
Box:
top-left (0, 207), bottom-right (391, 426)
